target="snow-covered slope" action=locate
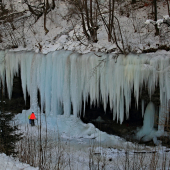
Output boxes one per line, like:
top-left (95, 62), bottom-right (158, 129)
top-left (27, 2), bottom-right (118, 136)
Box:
top-left (0, 153), bottom-right (38, 170)
top-left (0, 0), bottom-right (169, 54)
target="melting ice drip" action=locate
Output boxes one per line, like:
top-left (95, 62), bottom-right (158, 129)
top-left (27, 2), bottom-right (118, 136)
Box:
top-left (0, 50), bottom-right (170, 129)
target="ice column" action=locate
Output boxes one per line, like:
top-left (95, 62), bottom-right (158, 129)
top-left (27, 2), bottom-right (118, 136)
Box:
top-left (136, 102), bottom-right (155, 141)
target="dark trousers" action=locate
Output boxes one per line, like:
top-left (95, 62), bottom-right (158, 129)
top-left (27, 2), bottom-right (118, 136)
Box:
top-left (30, 119), bottom-right (35, 126)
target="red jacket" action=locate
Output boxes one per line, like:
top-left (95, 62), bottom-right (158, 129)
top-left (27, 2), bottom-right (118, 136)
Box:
top-left (30, 113), bottom-right (36, 120)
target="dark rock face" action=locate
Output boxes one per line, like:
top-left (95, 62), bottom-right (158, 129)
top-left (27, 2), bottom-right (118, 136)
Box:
top-left (80, 86), bottom-right (161, 140)
top-left (80, 99), bottom-right (142, 139)
top-left (0, 75), bottom-right (30, 113)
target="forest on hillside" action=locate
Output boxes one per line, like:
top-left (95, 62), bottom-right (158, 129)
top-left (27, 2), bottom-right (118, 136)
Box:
top-left (0, 0), bottom-right (170, 54)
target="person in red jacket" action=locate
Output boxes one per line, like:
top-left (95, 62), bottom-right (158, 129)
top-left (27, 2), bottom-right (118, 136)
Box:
top-left (29, 112), bottom-right (36, 126)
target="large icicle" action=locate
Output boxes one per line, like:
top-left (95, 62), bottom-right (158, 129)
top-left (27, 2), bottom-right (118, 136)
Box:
top-left (0, 51), bottom-right (5, 88)
top-left (19, 52), bottom-right (34, 102)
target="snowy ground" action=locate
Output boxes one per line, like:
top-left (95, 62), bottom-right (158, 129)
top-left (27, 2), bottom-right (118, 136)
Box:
top-left (11, 110), bottom-right (170, 169)
top-left (0, 109), bottom-right (170, 170)
top-left (0, 153), bottom-right (38, 170)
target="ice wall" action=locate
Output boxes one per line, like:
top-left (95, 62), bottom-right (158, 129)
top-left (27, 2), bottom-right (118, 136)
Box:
top-left (0, 50), bottom-right (170, 125)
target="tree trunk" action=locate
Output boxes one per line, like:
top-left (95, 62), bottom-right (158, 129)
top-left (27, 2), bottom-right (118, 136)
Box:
top-left (154, 0), bottom-right (159, 35)
top-left (52, 0), bottom-right (55, 10)
top-left (166, 0), bottom-right (170, 16)
top-left (131, 0), bottom-right (136, 4)
top-left (80, 0), bottom-right (90, 40)
top-left (93, 7), bottom-right (98, 42)
top-left (44, 0), bottom-right (49, 35)
top-left (108, 0), bottom-right (114, 42)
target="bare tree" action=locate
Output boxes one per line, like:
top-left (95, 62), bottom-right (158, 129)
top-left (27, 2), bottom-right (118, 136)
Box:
top-left (153, 0), bottom-right (159, 35)
top-left (96, 0), bottom-right (126, 53)
top-left (68, 0), bottom-right (99, 43)
top-left (0, 1), bottom-right (27, 48)
top-left (166, 0), bottom-right (170, 16)
top-left (23, 0), bottom-right (55, 34)
top-left (108, 0), bottom-right (115, 42)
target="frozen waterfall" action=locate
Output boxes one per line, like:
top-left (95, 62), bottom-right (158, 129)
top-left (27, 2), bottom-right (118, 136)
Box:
top-left (0, 50), bottom-right (170, 127)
